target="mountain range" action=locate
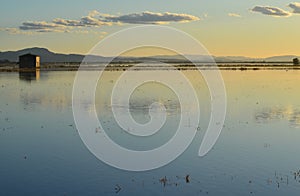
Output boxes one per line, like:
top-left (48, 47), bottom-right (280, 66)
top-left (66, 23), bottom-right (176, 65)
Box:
top-left (0, 47), bottom-right (298, 63)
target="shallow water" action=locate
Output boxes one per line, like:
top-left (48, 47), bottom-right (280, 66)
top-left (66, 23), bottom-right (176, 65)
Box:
top-left (1, 70), bottom-right (300, 195)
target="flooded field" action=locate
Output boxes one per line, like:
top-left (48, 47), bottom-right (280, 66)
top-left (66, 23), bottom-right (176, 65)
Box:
top-left (1, 69), bottom-right (300, 195)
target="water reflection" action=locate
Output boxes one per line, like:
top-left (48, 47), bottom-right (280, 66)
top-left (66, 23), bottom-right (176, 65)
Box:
top-left (19, 70), bottom-right (40, 81)
top-left (18, 71), bottom-right (71, 111)
top-left (255, 106), bottom-right (300, 128)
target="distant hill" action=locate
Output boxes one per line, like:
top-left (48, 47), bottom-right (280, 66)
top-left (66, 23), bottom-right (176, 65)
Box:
top-left (0, 47), bottom-right (111, 63)
top-left (264, 55), bottom-right (300, 62)
top-left (0, 47), bottom-right (85, 63)
top-left (0, 47), bottom-right (298, 63)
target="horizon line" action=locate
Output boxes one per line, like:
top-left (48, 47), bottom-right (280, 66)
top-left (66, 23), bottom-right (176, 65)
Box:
top-left (0, 47), bottom-right (299, 59)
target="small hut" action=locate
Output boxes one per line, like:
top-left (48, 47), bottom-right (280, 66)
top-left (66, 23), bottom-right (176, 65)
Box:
top-left (19, 53), bottom-right (40, 69)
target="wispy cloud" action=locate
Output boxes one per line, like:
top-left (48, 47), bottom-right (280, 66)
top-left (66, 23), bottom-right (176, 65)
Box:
top-left (251, 6), bottom-right (291, 17)
top-left (19, 12), bottom-right (111, 32)
top-left (19, 21), bottom-right (67, 32)
top-left (228, 13), bottom-right (242, 18)
top-left (288, 2), bottom-right (300, 13)
top-left (52, 11), bottom-right (113, 28)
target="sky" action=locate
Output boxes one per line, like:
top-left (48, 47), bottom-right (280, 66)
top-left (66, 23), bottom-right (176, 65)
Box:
top-left (0, 0), bottom-right (299, 58)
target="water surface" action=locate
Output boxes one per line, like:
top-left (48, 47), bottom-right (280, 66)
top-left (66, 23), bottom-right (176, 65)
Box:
top-left (1, 70), bottom-right (300, 195)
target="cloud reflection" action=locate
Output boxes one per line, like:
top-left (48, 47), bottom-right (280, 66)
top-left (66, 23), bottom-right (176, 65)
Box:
top-left (255, 106), bottom-right (300, 128)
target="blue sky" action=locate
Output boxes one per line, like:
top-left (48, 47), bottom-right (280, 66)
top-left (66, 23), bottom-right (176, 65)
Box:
top-left (0, 0), bottom-right (299, 57)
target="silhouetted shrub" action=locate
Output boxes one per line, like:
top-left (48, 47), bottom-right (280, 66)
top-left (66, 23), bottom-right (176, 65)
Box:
top-left (293, 58), bottom-right (299, 65)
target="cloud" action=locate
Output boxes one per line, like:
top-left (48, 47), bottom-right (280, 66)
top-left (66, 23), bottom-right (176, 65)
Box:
top-left (88, 10), bottom-right (101, 17)
top-left (80, 15), bottom-right (109, 26)
top-left (288, 2), bottom-right (300, 13)
top-left (53, 13), bottom-right (113, 28)
top-left (104, 11), bottom-right (200, 24)
top-left (20, 21), bottom-right (67, 32)
top-left (251, 6), bottom-right (291, 17)
top-left (21, 17), bottom-right (109, 32)
top-left (228, 13), bottom-right (242, 18)
top-left (52, 18), bottom-right (84, 27)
